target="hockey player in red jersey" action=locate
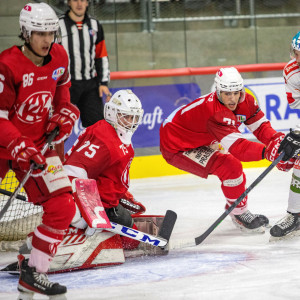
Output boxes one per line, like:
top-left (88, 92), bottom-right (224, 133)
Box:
top-left (160, 67), bottom-right (295, 233)
top-left (269, 32), bottom-right (300, 239)
top-left (0, 3), bottom-right (80, 299)
top-left (64, 89), bottom-right (145, 248)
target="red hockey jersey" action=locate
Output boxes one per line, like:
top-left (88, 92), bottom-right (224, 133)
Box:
top-left (160, 92), bottom-right (277, 162)
top-left (64, 120), bottom-right (134, 208)
top-left (0, 44), bottom-right (71, 158)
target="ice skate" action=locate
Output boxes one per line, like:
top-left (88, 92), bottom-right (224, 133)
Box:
top-left (17, 255), bottom-right (67, 300)
top-left (231, 210), bottom-right (269, 233)
top-left (270, 212), bottom-right (300, 242)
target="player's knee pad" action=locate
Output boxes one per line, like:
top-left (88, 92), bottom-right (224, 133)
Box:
top-left (41, 192), bottom-right (76, 230)
top-left (106, 204), bottom-right (133, 228)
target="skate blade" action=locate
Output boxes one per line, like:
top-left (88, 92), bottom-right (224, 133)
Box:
top-left (18, 284), bottom-right (67, 300)
top-left (17, 291), bottom-right (34, 300)
top-left (18, 292), bottom-right (67, 300)
top-left (232, 220), bottom-right (266, 234)
top-left (269, 229), bottom-right (300, 242)
top-left (49, 294), bottom-right (67, 300)
top-left (1, 260), bottom-right (20, 275)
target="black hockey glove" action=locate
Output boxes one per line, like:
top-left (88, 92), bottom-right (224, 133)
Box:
top-left (278, 129), bottom-right (300, 161)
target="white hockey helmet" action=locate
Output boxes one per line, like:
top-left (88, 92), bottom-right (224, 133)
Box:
top-left (104, 89), bottom-right (144, 145)
top-left (215, 67), bottom-right (245, 103)
top-left (290, 31), bottom-right (300, 59)
top-left (19, 3), bottom-right (59, 40)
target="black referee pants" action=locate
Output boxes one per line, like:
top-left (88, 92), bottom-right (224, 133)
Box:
top-left (70, 78), bottom-right (104, 128)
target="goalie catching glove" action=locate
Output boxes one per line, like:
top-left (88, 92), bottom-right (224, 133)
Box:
top-left (46, 102), bottom-right (80, 144)
top-left (7, 136), bottom-right (46, 172)
top-left (119, 191), bottom-right (146, 215)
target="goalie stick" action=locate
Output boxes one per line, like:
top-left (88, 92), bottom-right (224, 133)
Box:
top-left (106, 210), bottom-right (177, 248)
top-left (0, 128), bottom-right (59, 221)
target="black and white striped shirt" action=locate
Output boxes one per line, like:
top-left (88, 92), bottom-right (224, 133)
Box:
top-left (59, 12), bottom-right (110, 85)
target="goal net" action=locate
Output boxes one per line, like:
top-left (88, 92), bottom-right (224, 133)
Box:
top-left (0, 170), bottom-right (42, 249)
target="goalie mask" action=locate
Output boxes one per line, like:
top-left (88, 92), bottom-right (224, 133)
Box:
top-left (104, 90), bottom-right (144, 145)
top-left (19, 3), bottom-right (59, 41)
top-left (215, 67), bottom-right (245, 104)
top-left (290, 31), bottom-right (300, 59)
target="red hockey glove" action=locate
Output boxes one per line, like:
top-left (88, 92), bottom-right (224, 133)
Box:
top-left (46, 102), bottom-right (80, 144)
top-left (119, 191), bottom-right (146, 215)
top-left (276, 158), bottom-right (296, 172)
top-left (264, 132), bottom-right (285, 162)
top-left (8, 136), bottom-right (46, 172)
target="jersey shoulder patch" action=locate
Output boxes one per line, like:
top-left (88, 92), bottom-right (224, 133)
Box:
top-left (284, 60), bottom-right (299, 77)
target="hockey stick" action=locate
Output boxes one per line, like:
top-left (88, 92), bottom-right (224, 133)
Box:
top-left (0, 128), bottom-right (59, 220)
top-left (102, 210), bottom-right (177, 248)
top-left (168, 152), bottom-right (286, 250)
top-left (193, 151), bottom-right (285, 246)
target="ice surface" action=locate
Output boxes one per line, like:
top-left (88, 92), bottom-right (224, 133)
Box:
top-left (1, 168), bottom-right (299, 300)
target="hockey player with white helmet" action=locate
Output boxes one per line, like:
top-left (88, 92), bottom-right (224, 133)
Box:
top-left (160, 67), bottom-right (295, 234)
top-left (269, 32), bottom-right (300, 240)
top-left (64, 89), bottom-right (145, 248)
top-left (104, 89), bottom-right (144, 145)
top-left (0, 2), bottom-right (80, 299)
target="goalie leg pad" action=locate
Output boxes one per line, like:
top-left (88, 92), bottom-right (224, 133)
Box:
top-left (49, 227), bottom-right (125, 273)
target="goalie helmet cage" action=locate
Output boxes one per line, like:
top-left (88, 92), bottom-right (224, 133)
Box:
top-left (0, 170), bottom-right (42, 251)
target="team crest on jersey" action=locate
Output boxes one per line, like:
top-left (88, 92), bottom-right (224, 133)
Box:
top-left (89, 29), bottom-right (96, 36)
top-left (52, 67), bottom-right (65, 81)
top-left (236, 114), bottom-right (246, 123)
top-left (15, 91), bottom-right (52, 124)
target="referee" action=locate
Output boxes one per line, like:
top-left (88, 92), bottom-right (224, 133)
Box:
top-left (59, 0), bottom-right (111, 128)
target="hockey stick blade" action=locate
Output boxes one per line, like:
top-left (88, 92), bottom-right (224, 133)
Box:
top-left (158, 210), bottom-right (177, 241)
top-left (194, 151), bottom-right (285, 246)
top-left (0, 128), bottom-right (59, 220)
